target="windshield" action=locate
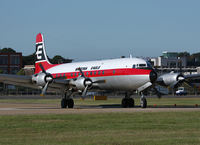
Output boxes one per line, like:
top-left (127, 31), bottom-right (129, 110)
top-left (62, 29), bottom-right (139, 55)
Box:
top-left (133, 61), bottom-right (153, 70)
top-left (146, 61), bottom-right (153, 69)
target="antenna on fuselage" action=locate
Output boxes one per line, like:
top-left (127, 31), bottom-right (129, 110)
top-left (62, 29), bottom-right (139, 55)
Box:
top-left (129, 48), bottom-right (133, 58)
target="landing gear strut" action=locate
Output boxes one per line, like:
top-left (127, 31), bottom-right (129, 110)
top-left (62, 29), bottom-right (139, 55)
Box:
top-left (121, 93), bottom-right (135, 108)
top-left (140, 93), bottom-right (147, 108)
top-left (61, 93), bottom-right (74, 108)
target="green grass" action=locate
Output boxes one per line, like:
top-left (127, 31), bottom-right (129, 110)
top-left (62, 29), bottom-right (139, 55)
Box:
top-left (0, 97), bottom-right (200, 144)
top-left (0, 112), bottom-right (200, 145)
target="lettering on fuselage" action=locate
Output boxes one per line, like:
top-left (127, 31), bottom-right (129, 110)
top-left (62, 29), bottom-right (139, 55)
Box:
top-left (75, 66), bottom-right (101, 71)
top-left (91, 66), bottom-right (101, 70)
top-left (75, 67), bottom-right (88, 71)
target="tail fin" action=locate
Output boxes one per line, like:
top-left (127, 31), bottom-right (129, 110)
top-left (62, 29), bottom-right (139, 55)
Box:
top-left (35, 33), bottom-right (53, 74)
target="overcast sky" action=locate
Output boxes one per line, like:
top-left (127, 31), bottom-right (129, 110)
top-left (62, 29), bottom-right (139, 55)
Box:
top-left (0, 0), bottom-right (200, 61)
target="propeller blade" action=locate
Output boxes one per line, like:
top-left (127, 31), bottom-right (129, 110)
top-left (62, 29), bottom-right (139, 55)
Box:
top-left (77, 67), bottom-right (86, 78)
top-left (39, 63), bottom-right (46, 74)
top-left (82, 85), bottom-right (89, 97)
top-left (41, 82), bottom-right (49, 96)
top-left (153, 87), bottom-right (162, 98)
top-left (184, 80), bottom-right (193, 87)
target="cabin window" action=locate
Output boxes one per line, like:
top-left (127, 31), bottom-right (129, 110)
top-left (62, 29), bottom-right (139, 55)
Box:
top-left (78, 73), bottom-right (80, 76)
top-left (90, 72), bottom-right (92, 75)
top-left (132, 64), bottom-right (136, 68)
top-left (60, 74), bottom-right (62, 77)
top-left (56, 74), bottom-right (58, 78)
top-left (98, 71), bottom-right (101, 75)
top-left (113, 70), bottom-right (115, 74)
top-left (75, 73), bottom-right (77, 76)
top-left (71, 73), bottom-right (73, 77)
top-left (86, 72), bottom-right (89, 76)
top-left (94, 71), bottom-right (96, 75)
top-left (102, 71), bottom-right (104, 75)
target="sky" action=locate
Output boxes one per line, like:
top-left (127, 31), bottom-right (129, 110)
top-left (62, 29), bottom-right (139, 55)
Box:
top-left (0, 0), bottom-right (200, 61)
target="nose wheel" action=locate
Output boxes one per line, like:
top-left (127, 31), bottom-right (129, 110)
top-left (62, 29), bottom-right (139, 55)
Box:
top-left (140, 96), bottom-right (147, 108)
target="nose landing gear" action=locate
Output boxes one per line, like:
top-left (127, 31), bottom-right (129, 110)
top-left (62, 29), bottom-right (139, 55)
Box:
top-left (140, 95), bottom-right (147, 108)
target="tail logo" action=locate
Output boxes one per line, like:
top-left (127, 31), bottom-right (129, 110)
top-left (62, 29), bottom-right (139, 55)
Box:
top-left (36, 43), bottom-right (45, 61)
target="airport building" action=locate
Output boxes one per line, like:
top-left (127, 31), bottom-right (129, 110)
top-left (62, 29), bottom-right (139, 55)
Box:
top-left (151, 51), bottom-right (187, 68)
top-left (0, 52), bottom-right (22, 74)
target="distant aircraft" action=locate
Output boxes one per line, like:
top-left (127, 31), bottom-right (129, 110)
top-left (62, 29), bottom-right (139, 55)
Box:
top-left (0, 33), bottom-right (158, 108)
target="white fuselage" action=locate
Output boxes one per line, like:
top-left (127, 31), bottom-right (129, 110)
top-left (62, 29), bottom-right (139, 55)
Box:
top-left (45, 58), bottom-right (152, 91)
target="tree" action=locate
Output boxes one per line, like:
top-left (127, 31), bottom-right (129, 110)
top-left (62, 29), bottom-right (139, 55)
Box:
top-left (17, 69), bottom-right (25, 75)
top-left (49, 55), bottom-right (72, 64)
top-left (22, 53), bottom-right (35, 66)
top-left (178, 52), bottom-right (190, 57)
top-left (0, 48), bottom-right (16, 53)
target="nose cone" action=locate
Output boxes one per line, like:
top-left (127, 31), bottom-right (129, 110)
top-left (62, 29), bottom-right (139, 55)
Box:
top-left (149, 70), bottom-right (157, 83)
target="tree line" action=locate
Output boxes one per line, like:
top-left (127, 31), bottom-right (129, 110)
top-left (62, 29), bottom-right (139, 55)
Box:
top-left (0, 48), bottom-right (73, 66)
top-left (177, 51), bottom-right (200, 67)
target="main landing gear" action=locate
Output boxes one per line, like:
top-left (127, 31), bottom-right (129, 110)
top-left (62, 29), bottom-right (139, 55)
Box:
top-left (61, 93), bottom-right (74, 108)
top-left (121, 92), bottom-right (147, 108)
top-left (121, 93), bottom-right (135, 108)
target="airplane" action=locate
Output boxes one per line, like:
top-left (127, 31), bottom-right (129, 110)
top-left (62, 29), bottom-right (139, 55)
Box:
top-left (0, 33), bottom-right (158, 108)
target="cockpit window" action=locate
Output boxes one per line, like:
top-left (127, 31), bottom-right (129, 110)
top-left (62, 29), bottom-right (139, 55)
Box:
top-left (133, 62), bottom-right (152, 69)
top-left (146, 61), bottom-right (153, 68)
top-left (139, 64), bottom-right (146, 67)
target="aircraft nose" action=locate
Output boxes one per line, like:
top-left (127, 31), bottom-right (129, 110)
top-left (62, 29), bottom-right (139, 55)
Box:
top-left (149, 70), bottom-right (157, 83)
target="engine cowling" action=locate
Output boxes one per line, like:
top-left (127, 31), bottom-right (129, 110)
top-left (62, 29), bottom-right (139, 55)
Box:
top-left (32, 73), bottom-right (53, 86)
top-left (70, 77), bottom-right (93, 90)
top-left (157, 72), bottom-right (184, 87)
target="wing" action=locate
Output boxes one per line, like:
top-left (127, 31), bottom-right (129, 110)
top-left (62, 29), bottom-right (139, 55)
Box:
top-left (0, 74), bottom-right (69, 92)
top-left (184, 73), bottom-right (200, 79)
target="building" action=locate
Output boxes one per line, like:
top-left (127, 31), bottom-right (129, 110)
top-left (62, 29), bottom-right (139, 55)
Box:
top-left (151, 51), bottom-right (187, 68)
top-left (0, 52), bottom-right (22, 74)
top-left (23, 65), bottom-right (35, 76)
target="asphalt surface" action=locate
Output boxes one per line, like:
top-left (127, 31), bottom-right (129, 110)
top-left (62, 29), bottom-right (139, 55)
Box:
top-left (0, 95), bottom-right (199, 115)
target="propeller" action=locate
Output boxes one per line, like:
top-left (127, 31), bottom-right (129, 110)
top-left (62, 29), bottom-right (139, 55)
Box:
top-left (39, 63), bottom-right (53, 96)
top-left (77, 67), bottom-right (105, 97)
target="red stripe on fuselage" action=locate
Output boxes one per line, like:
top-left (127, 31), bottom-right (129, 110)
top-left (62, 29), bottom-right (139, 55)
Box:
top-left (51, 68), bottom-right (151, 79)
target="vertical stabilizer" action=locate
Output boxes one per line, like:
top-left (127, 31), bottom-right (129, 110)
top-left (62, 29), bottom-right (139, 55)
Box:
top-left (34, 33), bottom-right (53, 74)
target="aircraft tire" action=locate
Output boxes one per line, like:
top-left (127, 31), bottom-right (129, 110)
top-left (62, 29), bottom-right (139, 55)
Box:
top-left (121, 98), bottom-right (128, 108)
top-left (128, 98), bottom-right (135, 107)
top-left (61, 99), bottom-right (67, 108)
top-left (140, 97), bottom-right (147, 108)
top-left (67, 98), bottom-right (74, 108)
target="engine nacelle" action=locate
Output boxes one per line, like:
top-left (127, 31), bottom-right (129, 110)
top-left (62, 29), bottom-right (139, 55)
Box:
top-left (70, 77), bottom-right (93, 90)
top-left (32, 73), bottom-right (53, 86)
top-left (157, 72), bottom-right (184, 86)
